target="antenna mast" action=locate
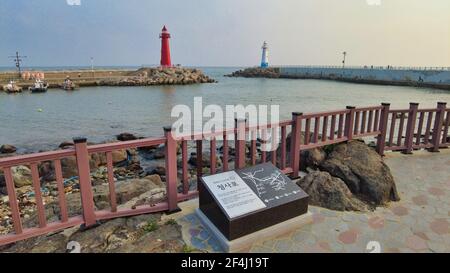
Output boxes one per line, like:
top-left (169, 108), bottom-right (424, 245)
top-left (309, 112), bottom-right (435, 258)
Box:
top-left (9, 51), bottom-right (27, 76)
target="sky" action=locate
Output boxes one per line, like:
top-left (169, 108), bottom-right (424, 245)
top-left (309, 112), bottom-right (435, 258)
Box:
top-left (1, 0), bottom-right (449, 67)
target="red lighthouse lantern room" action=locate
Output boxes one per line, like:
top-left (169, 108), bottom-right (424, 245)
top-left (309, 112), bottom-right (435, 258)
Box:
top-left (160, 25), bottom-right (172, 67)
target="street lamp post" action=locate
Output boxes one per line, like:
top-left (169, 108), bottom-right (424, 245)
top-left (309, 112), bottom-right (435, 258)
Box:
top-left (90, 57), bottom-right (94, 79)
top-left (342, 51), bottom-right (347, 68)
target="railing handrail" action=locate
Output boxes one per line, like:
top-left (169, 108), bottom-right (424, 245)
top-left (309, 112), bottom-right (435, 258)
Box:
top-left (277, 65), bottom-right (450, 71)
top-left (0, 102), bottom-right (448, 247)
top-left (0, 149), bottom-right (76, 168)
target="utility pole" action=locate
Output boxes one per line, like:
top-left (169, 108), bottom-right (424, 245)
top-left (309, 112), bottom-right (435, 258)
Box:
top-left (9, 51), bottom-right (27, 76)
top-left (342, 51), bottom-right (347, 68)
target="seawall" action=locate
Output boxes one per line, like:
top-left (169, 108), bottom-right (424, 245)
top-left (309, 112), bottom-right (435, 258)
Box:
top-left (226, 66), bottom-right (450, 91)
top-left (279, 66), bottom-right (450, 90)
top-left (0, 67), bottom-right (215, 89)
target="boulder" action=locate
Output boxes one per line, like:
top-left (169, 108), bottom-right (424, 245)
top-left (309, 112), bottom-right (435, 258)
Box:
top-left (58, 141), bottom-right (74, 149)
top-left (39, 161), bottom-right (55, 182)
top-left (117, 132), bottom-right (138, 141)
top-left (300, 148), bottom-right (327, 171)
top-left (319, 140), bottom-right (400, 205)
top-left (297, 171), bottom-right (367, 211)
top-left (111, 150), bottom-right (127, 163)
top-left (60, 157), bottom-right (79, 178)
top-left (0, 144), bottom-right (16, 154)
top-left (188, 151), bottom-right (222, 167)
top-left (148, 165), bottom-right (166, 176)
top-left (11, 166), bottom-right (33, 188)
top-left (109, 174), bottom-right (164, 205)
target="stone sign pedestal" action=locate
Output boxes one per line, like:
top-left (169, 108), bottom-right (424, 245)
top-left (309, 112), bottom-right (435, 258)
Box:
top-left (198, 162), bottom-right (311, 252)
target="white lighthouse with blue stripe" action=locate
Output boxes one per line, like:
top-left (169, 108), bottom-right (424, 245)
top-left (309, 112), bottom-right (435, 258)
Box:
top-left (261, 41), bottom-right (269, 68)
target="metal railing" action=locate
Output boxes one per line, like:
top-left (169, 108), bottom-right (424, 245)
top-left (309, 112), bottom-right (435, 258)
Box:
top-left (276, 65), bottom-right (450, 71)
top-left (0, 102), bottom-right (448, 246)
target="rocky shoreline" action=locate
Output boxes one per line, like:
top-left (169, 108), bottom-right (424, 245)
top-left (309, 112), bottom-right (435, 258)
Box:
top-left (225, 67), bottom-right (280, 78)
top-left (0, 132), bottom-right (402, 251)
top-left (97, 67), bottom-right (216, 86)
top-left (225, 67), bottom-right (450, 91)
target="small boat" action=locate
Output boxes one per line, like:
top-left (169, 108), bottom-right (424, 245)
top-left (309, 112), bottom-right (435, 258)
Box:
top-left (28, 79), bottom-right (49, 93)
top-left (3, 80), bottom-right (23, 93)
top-left (59, 77), bottom-right (78, 90)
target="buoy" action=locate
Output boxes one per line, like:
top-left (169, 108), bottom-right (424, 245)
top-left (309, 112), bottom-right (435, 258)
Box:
top-left (37, 108), bottom-right (43, 112)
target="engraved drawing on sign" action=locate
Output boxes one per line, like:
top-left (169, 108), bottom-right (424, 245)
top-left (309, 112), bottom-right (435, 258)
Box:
top-left (240, 168), bottom-right (287, 197)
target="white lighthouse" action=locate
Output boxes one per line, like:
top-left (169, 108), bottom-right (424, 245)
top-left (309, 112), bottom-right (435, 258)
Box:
top-left (261, 41), bottom-right (269, 68)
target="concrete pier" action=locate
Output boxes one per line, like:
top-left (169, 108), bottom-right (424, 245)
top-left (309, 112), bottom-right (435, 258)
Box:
top-left (227, 66), bottom-right (450, 91)
top-left (279, 66), bottom-right (450, 90)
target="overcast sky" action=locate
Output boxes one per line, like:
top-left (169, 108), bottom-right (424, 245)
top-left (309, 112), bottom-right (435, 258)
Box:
top-left (1, 0), bottom-right (449, 67)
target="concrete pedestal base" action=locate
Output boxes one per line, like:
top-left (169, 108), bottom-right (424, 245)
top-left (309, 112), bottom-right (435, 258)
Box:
top-left (195, 208), bottom-right (313, 253)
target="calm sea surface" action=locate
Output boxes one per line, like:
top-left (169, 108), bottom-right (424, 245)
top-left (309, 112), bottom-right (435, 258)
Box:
top-left (1, 67), bottom-right (450, 153)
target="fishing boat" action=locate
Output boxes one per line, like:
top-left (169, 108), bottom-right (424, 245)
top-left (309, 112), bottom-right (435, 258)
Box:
top-left (59, 77), bottom-right (78, 90)
top-left (28, 79), bottom-right (49, 93)
top-left (3, 80), bottom-right (23, 93)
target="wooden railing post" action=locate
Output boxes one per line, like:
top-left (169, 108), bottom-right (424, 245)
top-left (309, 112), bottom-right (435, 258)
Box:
top-left (376, 103), bottom-right (390, 156)
top-left (73, 137), bottom-right (97, 227)
top-left (403, 102), bottom-right (419, 154)
top-left (164, 126), bottom-right (181, 213)
top-left (431, 102), bottom-right (447, 152)
top-left (235, 118), bottom-right (246, 169)
top-left (344, 106), bottom-right (355, 141)
top-left (290, 112), bottom-right (302, 179)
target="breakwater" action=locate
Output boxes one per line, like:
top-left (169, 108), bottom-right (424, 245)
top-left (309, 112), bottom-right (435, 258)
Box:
top-left (227, 66), bottom-right (450, 90)
top-left (0, 67), bottom-right (216, 90)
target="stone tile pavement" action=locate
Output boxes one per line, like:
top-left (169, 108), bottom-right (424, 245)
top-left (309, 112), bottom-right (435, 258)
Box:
top-left (162, 149), bottom-right (450, 253)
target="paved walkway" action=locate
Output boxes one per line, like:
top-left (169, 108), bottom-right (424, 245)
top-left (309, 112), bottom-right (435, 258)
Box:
top-left (163, 149), bottom-right (450, 253)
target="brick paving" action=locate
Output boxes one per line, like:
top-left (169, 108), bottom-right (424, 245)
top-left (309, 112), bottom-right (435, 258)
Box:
top-left (163, 149), bottom-right (450, 253)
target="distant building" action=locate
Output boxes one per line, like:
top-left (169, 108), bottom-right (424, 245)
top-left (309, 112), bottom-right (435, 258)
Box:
top-left (261, 41), bottom-right (269, 68)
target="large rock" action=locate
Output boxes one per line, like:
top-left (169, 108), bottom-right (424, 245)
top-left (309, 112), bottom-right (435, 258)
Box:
top-left (60, 157), bottom-right (78, 178)
top-left (297, 171), bottom-right (367, 211)
top-left (58, 141), bottom-right (74, 149)
top-left (319, 140), bottom-right (400, 205)
top-left (117, 132), bottom-right (138, 141)
top-left (188, 151), bottom-right (222, 167)
top-left (49, 150), bottom-right (128, 180)
top-left (0, 144), bottom-right (16, 154)
top-left (301, 148), bottom-right (327, 171)
top-left (11, 166), bottom-right (33, 188)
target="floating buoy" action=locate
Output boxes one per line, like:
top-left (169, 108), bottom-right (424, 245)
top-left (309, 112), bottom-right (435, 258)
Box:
top-left (37, 108), bottom-right (43, 112)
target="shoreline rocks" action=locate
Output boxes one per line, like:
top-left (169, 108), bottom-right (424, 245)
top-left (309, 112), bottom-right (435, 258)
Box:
top-left (225, 67), bottom-right (280, 78)
top-left (0, 145), bottom-right (16, 154)
top-left (98, 67), bottom-right (216, 87)
top-left (0, 174), bottom-right (184, 253)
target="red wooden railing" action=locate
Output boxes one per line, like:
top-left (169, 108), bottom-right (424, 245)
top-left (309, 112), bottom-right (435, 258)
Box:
top-left (0, 102), bottom-right (448, 246)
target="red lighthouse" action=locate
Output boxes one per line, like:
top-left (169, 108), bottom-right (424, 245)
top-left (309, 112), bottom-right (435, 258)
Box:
top-left (159, 25), bottom-right (172, 67)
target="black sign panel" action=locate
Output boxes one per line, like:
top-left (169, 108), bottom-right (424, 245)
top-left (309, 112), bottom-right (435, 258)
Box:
top-left (236, 162), bottom-right (308, 208)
